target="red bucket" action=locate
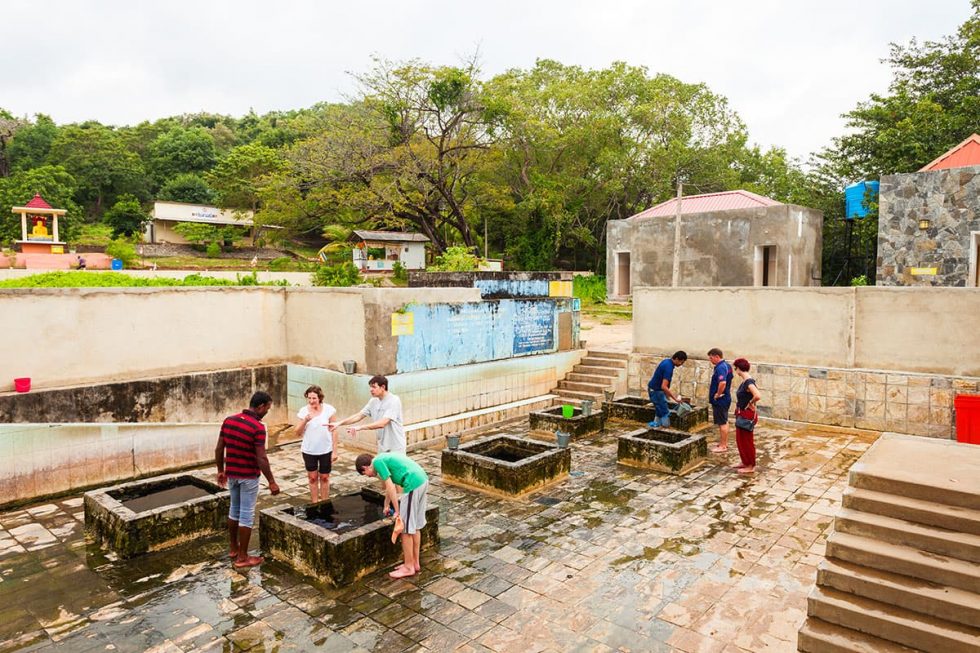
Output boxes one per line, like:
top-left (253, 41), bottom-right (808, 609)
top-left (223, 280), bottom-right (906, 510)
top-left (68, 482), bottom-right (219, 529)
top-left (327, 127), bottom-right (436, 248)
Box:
top-left (14, 377), bottom-right (31, 393)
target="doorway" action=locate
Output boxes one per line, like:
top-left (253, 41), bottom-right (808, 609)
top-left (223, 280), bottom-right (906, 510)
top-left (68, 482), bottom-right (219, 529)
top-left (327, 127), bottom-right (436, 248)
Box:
top-left (754, 245), bottom-right (777, 286)
top-left (971, 232), bottom-right (980, 287)
top-left (616, 252), bottom-right (631, 296)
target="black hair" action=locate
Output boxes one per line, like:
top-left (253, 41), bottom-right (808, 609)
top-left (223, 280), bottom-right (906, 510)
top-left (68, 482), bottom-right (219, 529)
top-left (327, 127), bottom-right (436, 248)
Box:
top-left (672, 351), bottom-right (688, 362)
top-left (249, 391), bottom-right (273, 409)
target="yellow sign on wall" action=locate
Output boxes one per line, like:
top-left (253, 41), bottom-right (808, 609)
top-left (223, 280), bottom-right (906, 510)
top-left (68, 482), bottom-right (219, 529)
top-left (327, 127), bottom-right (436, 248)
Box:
top-left (910, 267), bottom-right (938, 276)
top-left (391, 313), bottom-right (414, 336)
top-left (549, 280), bottom-right (573, 297)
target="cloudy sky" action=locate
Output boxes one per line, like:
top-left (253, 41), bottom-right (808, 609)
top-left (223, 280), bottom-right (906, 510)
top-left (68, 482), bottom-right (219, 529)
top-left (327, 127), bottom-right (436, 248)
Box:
top-left (2, 1), bottom-right (971, 160)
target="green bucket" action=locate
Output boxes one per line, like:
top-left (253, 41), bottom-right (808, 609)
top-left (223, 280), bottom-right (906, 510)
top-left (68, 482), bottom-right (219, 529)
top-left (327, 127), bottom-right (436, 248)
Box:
top-left (562, 404), bottom-right (575, 418)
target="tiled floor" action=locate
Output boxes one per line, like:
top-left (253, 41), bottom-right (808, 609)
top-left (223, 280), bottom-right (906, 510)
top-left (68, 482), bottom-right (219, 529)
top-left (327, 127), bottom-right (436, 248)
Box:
top-left (0, 419), bottom-right (876, 652)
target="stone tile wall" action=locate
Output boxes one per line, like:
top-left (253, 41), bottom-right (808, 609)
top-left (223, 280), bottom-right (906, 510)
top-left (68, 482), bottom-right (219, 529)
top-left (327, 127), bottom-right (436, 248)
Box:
top-left (877, 165), bottom-right (980, 286)
top-left (629, 354), bottom-right (978, 439)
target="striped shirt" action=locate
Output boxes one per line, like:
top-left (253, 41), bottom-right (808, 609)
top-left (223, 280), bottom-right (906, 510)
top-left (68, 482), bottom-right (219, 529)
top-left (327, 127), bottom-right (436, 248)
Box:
top-left (220, 409), bottom-right (267, 479)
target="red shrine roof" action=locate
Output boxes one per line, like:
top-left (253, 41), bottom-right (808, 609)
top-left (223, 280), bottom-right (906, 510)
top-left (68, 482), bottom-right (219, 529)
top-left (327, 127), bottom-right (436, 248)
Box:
top-left (627, 189), bottom-right (781, 220)
top-left (24, 193), bottom-right (54, 210)
top-left (919, 134), bottom-right (980, 171)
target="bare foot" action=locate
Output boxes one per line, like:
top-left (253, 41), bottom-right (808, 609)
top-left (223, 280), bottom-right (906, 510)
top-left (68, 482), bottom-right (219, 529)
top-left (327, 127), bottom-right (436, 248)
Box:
top-left (414, 564), bottom-right (421, 573)
top-left (737, 467), bottom-right (756, 475)
top-left (233, 555), bottom-right (264, 568)
top-left (731, 464), bottom-right (747, 470)
top-left (228, 550), bottom-right (238, 559)
top-left (389, 565), bottom-right (416, 579)
top-left (710, 446), bottom-right (728, 453)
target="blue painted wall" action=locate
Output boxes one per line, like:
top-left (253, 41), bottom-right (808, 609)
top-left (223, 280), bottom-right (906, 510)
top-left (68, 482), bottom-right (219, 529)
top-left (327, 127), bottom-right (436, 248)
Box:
top-left (395, 299), bottom-right (575, 372)
top-left (474, 279), bottom-right (550, 298)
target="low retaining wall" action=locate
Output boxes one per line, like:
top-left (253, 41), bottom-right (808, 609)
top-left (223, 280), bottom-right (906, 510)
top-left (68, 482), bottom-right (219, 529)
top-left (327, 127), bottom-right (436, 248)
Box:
top-left (628, 354), bottom-right (977, 439)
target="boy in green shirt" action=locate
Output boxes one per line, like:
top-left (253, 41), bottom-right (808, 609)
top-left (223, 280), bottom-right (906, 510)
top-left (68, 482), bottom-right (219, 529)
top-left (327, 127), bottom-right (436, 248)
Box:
top-left (355, 452), bottom-right (429, 578)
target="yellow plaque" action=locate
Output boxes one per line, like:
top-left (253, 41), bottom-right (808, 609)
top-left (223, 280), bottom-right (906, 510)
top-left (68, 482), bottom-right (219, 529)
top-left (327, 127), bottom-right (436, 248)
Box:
top-left (51, 245), bottom-right (64, 254)
top-left (909, 267), bottom-right (938, 276)
top-left (391, 313), bottom-right (414, 336)
top-left (549, 280), bottom-right (573, 297)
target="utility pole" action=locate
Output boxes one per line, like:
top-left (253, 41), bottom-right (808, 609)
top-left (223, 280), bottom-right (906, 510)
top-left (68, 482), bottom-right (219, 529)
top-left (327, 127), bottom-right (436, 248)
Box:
top-left (484, 217), bottom-right (488, 259)
top-left (671, 179), bottom-right (683, 287)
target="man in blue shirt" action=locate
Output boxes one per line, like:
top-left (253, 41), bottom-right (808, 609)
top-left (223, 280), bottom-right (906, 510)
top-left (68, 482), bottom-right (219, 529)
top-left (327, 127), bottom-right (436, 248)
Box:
top-left (707, 348), bottom-right (734, 452)
top-left (647, 351), bottom-right (687, 427)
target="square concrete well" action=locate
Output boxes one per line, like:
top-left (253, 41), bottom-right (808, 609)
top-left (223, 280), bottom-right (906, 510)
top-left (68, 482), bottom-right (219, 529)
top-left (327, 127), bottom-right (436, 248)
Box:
top-left (442, 434), bottom-right (571, 497)
top-left (84, 472), bottom-right (229, 558)
top-left (259, 487), bottom-right (439, 586)
top-left (617, 427), bottom-right (708, 475)
top-left (606, 396), bottom-right (709, 432)
top-left (528, 405), bottom-right (606, 438)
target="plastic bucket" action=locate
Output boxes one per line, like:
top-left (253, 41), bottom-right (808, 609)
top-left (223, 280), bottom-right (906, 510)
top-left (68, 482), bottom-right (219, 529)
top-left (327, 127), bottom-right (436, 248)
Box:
top-left (446, 435), bottom-right (461, 450)
top-left (14, 377), bottom-right (31, 393)
top-left (561, 404), bottom-right (575, 419)
top-left (954, 394), bottom-right (980, 445)
top-left (110, 258), bottom-right (123, 270)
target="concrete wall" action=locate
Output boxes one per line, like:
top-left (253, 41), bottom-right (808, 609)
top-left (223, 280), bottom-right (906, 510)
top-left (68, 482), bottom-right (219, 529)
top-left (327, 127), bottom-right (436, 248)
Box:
top-left (0, 286), bottom-right (481, 393)
top-left (633, 286), bottom-right (980, 377)
top-left (877, 165), bottom-right (980, 286)
top-left (606, 204), bottom-right (822, 298)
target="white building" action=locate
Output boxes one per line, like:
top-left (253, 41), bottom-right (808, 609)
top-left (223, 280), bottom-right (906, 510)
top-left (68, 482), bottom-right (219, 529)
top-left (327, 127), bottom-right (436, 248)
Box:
top-left (144, 201), bottom-right (259, 244)
top-left (349, 230), bottom-right (429, 271)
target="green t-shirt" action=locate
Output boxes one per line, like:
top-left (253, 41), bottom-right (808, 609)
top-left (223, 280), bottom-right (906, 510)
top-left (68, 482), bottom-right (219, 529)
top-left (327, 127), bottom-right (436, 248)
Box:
top-left (372, 453), bottom-right (427, 492)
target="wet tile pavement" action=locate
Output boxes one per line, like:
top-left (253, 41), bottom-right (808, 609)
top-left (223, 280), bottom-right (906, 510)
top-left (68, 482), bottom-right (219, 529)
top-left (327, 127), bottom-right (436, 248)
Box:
top-left (0, 419), bottom-right (876, 652)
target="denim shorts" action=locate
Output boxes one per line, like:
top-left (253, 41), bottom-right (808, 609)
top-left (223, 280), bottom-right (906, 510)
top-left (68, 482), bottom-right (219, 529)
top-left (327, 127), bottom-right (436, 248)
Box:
top-left (228, 477), bottom-right (260, 528)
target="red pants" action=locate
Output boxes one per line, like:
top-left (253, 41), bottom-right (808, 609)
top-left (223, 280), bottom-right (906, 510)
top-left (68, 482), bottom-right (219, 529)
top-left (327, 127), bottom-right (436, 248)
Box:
top-left (735, 427), bottom-right (756, 468)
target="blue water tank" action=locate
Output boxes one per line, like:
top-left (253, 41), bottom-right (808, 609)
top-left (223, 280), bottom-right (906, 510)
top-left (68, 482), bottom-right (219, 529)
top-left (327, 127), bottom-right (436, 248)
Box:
top-left (844, 180), bottom-right (880, 219)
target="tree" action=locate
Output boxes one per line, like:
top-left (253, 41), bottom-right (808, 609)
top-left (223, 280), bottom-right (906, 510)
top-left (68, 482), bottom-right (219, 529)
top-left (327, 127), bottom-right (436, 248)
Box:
top-left (7, 114), bottom-right (58, 172)
top-left (207, 142), bottom-right (282, 211)
top-left (147, 127), bottom-right (217, 186)
top-left (0, 109), bottom-right (23, 178)
top-left (0, 165), bottom-right (81, 244)
top-left (428, 246), bottom-right (482, 271)
top-left (172, 222), bottom-right (244, 251)
top-left (47, 122), bottom-right (146, 216)
top-left (158, 173), bottom-right (217, 204)
top-left (104, 194), bottom-right (150, 238)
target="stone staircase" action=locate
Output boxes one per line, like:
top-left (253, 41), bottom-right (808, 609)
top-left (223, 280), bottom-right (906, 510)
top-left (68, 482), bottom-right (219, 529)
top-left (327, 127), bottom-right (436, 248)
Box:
top-left (798, 433), bottom-right (980, 653)
top-left (552, 350), bottom-right (627, 405)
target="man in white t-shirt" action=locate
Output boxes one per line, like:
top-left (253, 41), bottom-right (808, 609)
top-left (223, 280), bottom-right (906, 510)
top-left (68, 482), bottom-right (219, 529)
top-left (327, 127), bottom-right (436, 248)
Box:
top-left (331, 375), bottom-right (406, 454)
top-left (294, 385), bottom-right (338, 503)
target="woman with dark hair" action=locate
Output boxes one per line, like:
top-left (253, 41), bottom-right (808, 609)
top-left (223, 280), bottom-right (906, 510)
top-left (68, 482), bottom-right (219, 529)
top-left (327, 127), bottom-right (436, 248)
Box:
top-left (732, 358), bottom-right (761, 474)
top-left (295, 385), bottom-right (337, 502)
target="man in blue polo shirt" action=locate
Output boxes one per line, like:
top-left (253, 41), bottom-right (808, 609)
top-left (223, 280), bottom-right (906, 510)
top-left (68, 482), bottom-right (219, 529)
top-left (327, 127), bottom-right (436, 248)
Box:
top-left (707, 348), bottom-right (734, 453)
top-left (647, 351), bottom-right (687, 427)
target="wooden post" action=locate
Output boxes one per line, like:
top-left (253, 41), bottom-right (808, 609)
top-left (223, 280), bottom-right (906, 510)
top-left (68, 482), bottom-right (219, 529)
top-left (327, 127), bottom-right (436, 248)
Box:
top-left (52, 214), bottom-right (59, 242)
top-left (20, 210), bottom-right (27, 241)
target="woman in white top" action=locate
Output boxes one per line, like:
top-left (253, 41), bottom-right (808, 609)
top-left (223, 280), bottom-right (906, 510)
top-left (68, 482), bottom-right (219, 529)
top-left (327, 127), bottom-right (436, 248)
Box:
top-left (295, 385), bottom-right (338, 503)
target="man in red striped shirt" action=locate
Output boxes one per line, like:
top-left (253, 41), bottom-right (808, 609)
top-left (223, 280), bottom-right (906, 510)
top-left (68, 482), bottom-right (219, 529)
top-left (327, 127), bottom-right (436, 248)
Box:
top-left (215, 391), bottom-right (280, 569)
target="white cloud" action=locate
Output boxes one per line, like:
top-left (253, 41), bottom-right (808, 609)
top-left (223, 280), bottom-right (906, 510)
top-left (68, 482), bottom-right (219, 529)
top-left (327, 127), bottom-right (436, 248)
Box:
top-left (1, 0), bottom-right (971, 158)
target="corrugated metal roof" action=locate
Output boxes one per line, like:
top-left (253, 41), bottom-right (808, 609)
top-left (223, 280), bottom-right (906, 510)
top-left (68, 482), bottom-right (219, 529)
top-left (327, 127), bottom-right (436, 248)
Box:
top-left (351, 230), bottom-right (430, 243)
top-left (919, 134), bottom-right (980, 171)
top-left (627, 190), bottom-right (781, 220)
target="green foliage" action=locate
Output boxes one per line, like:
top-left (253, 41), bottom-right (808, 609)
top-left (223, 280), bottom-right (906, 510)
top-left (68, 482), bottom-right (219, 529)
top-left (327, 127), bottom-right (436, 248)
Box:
top-left (428, 246), bottom-right (481, 271)
top-left (392, 260), bottom-right (407, 282)
top-left (0, 165), bottom-right (82, 244)
top-left (8, 114), bottom-right (58, 171)
top-left (147, 127), bottom-right (217, 186)
top-left (0, 271), bottom-right (287, 288)
top-left (104, 194), bottom-right (149, 238)
top-left (312, 261), bottom-right (362, 286)
top-left (104, 238), bottom-right (138, 266)
top-left (158, 173), bottom-right (217, 204)
top-left (573, 275), bottom-right (607, 305)
top-left (172, 222), bottom-right (243, 251)
top-left (71, 223), bottom-right (113, 247)
top-left (850, 275), bottom-right (869, 286)
top-left (206, 242), bottom-right (221, 257)
top-left (207, 142), bottom-right (282, 210)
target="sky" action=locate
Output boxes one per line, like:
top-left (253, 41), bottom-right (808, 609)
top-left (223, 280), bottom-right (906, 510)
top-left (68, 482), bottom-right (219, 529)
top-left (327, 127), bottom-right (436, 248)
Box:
top-left (2, 1), bottom-right (972, 161)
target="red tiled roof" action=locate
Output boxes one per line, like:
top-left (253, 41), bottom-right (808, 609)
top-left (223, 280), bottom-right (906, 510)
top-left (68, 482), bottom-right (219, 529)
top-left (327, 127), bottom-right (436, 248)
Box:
top-left (627, 189), bottom-right (780, 220)
top-left (24, 193), bottom-right (53, 209)
top-left (919, 134), bottom-right (980, 171)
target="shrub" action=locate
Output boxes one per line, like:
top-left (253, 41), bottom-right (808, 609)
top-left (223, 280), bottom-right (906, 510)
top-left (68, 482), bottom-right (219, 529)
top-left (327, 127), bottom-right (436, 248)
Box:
top-left (849, 275), bottom-right (869, 286)
top-left (105, 239), bottom-right (138, 267)
top-left (268, 256), bottom-right (293, 271)
top-left (573, 275), bottom-right (607, 305)
top-left (205, 242), bottom-right (221, 258)
top-left (428, 246), bottom-right (481, 271)
top-left (312, 262), bottom-right (363, 287)
top-left (392, 261), bottom-right (407, 282)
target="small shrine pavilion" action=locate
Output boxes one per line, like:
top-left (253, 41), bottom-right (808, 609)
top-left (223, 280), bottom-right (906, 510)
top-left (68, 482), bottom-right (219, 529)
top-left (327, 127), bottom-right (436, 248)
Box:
top-left (13, 193), bottom-right (67, 254)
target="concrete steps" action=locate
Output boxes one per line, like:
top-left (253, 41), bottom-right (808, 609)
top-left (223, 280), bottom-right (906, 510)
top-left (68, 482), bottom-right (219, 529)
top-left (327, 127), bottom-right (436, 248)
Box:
top-left (842, 487), bottom-right (980, 536)
top-left (799, 434), bottom-right (980, 653)
top-left (806, 586), bottom-right (980, 652)
top-left (817, 558), bottom-right (980, 628)
top-left (798, 617), bottom-right (919, 653)
top-left (551, 349), bottom-right (626, 406)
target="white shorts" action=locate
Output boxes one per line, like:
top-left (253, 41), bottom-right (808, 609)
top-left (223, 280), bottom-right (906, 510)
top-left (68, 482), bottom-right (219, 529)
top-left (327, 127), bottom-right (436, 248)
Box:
top-left (398, 481), bottom-right (428, 535)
